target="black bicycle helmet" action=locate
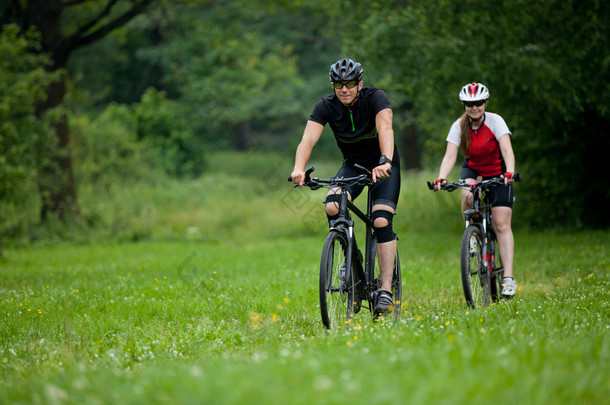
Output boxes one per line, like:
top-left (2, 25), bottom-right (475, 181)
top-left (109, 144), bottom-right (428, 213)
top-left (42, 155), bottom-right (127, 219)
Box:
top-left (329, 58), bottom-right (363, 82)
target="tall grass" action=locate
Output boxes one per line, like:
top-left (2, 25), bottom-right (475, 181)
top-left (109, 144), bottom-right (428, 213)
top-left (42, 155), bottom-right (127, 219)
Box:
top-left (51, 150), bottom-right (467, 244)
top-left (1, 151), bottom-right (608, 404)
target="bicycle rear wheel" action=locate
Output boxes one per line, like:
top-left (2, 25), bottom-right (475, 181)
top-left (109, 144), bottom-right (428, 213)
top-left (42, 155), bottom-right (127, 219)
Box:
top-left (391, 250), bottom-right (402, 321)
top-left (460, 225), bottom-right (491, 307)
top-left (320, 230), bottom-right (355, 329)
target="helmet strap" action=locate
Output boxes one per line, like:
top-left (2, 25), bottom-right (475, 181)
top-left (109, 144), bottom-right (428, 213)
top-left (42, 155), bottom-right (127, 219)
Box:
top-left (468, 113), bottom-right (485, 130)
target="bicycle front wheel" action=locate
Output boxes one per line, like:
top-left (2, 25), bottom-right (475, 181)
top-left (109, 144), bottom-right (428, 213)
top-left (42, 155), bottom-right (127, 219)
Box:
top-left (320, 230), bottom-right (355, 329)
top-left (489, 234), bottom-right (504, 302)
top-left (460, 225), bottom-right (491, 307)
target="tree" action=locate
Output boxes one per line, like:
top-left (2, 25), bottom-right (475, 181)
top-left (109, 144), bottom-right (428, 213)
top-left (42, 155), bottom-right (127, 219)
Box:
top-left (0, 25), bottom-right (57, 247)
top-left (66, 0), bottom-right (345, 157)
top-left (2, 0), bottom-right (155, 221)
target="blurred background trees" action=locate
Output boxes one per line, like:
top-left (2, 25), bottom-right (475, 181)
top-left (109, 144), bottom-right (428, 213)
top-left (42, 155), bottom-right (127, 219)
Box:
top-left (1, 0), bottom-right (608, 242)
top-left (344, 0), bottom-right (609, 228)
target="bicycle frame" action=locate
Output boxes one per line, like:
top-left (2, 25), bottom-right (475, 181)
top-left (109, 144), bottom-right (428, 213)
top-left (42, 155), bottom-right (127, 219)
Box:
top-left (464, 185), bottom-right (500, 283)
top-left (332, 182), bottom-right (377, 298)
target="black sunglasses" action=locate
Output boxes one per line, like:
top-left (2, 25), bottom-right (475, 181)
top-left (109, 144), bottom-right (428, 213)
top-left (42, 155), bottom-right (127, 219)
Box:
top-left (332, 81), bottom-right (358, 89)
top-left (464, 100), bottom-right (486, 107)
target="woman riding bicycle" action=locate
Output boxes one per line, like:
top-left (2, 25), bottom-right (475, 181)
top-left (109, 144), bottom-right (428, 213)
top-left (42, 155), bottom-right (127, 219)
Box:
top-left (433, 82), bottom-right (518, 297)
top-left (290, 58), bottom-right (401, 314)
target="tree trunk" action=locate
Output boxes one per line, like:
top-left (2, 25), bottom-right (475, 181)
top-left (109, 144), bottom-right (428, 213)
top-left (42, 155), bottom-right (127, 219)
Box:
top-left (38, 77), bottom-right (80, 221)
top-left (233, 120), bottom-right (253, 151)
top-left (396, 102), bottom-right (421, 170)
top-left (33, 0), bottom-right (80, 221)
top-left (399, 122), bottom-right (420, 170)
top-left (20, 0), bottom-right (154, 221)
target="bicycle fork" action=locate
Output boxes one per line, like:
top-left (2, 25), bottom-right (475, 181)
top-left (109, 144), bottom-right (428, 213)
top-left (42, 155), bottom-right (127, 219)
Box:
top-left (467, 220), bottom-right (490, 277)
top-left (330, 224), bottom-right (361, 293)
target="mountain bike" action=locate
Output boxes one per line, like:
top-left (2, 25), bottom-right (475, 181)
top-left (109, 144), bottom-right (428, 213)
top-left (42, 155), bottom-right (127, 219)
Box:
top-left (427, 174), bottom-right (520, 307)
top-left (289, 166), bottom-right (402, 329)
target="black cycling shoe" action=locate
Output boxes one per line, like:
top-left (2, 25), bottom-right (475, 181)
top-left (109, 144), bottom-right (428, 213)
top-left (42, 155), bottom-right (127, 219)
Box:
top-left (373, 290), bottom-right (394, 315)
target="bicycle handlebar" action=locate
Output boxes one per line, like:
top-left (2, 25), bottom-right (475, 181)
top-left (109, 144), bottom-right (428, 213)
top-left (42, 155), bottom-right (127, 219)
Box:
top-left (288, 165), bottom-right (376, 190)
top-left (427, 173), bottom-right (521, 193)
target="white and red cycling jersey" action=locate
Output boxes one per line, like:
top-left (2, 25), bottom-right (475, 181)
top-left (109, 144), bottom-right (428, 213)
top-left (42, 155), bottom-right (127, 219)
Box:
top-left (446, 112), bottom-right (511, 177)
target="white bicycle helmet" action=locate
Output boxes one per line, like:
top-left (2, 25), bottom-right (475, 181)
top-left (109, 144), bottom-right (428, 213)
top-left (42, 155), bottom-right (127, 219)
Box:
top-left (459, 82), bottom-right (490, 101)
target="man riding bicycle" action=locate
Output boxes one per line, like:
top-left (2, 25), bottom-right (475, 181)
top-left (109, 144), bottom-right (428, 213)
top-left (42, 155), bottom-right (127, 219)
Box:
top-left (290, 58), bottom-right (401, 314)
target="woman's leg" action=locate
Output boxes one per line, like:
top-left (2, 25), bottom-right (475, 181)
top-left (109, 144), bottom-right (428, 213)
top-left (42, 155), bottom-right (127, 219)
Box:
top-left (492, 206), bottom-right (514, 278)
top-left (461, 178), bottom-right (476, 216)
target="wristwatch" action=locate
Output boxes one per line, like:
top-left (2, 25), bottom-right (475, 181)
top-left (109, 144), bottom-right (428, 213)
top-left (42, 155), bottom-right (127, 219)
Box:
top-left (379, 155), bottom-right (392, 166)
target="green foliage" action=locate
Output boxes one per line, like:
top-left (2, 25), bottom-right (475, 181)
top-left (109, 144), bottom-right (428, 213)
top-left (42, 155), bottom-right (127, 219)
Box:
top-left (159, 2), bottom-right (305, 147)
top-left (133, 88), bottom-right (206, 176)
top-left (341, 0), bottom-right (610, 228)
top-left (71, 105), bottom-right (148, 187)
top-left (72, 88), bottom-right (205, 185)
top-left (68, 0), bottom-right (343, 151)
top-left (0, 25), bottom-right (58, 237)
top-left (68, 6), bottom-right (166, 106)
top-left (3, 0), bottom-right (609, 235)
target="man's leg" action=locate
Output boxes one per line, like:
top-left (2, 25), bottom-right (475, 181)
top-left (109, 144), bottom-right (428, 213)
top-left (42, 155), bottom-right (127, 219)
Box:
top-left (372, 204), bottom-right (396, 313)
top-left (376, 238), bottom-right (396, 292)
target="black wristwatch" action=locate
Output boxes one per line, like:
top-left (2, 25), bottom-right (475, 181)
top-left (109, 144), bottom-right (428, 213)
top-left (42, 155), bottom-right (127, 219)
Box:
top-left (379, 155), bottom-right (392, 166)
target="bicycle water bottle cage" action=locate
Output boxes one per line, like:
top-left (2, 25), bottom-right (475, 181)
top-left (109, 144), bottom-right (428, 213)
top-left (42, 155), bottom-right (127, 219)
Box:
top-left (463, 209), bottom-right (480, 222)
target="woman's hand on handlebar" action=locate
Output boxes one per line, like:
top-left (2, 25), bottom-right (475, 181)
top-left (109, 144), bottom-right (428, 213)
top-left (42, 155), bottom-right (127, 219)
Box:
top-left (502, 172), bottom-right (516, 186)
top-left (372, 163), bottom-right (392, 183)
top-left (433, 178), bottom-right (446, 191)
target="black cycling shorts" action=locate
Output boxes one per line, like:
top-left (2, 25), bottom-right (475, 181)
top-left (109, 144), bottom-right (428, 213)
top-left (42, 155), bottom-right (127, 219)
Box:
top-left (460, 166), bottom-right (514, 208)
top-left (332, 162), bottom-right (401, 210)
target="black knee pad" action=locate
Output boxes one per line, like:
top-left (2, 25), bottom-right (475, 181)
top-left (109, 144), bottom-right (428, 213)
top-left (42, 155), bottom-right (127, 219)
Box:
top-left (325, 193), bottom-right (341, 212)
top-left (325, 194), bottom-right (341, 225)
top-left (325, 194), bottom-right (341, 205)
top-left (372, 210), bottom-right (396, 243)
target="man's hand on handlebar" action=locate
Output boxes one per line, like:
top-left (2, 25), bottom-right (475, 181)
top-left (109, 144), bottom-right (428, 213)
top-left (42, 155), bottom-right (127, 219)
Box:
top-left (372, 163), bottom-right (392, 183)
top-left (290, 169), bottom-right (305, 188)
top-left (289, 167), bottom-right (316, 188)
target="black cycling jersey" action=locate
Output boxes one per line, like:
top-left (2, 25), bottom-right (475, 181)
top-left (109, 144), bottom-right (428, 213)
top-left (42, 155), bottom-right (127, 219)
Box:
top-left (309, 87), bottom-right (398, 169)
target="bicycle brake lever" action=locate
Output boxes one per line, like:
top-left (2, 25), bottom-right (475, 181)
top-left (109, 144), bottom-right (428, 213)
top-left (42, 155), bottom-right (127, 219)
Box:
top-left (352, 163), bottom-right (371, 175)
top-left (288, 166), bottom-right (315, 184)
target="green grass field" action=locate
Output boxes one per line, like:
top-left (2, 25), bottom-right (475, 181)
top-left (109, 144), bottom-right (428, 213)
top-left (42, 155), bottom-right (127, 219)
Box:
top-left (1, 155), bottom-right (608, 404)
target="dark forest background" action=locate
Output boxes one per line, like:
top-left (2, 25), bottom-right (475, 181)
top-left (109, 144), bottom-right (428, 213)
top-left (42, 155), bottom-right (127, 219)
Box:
top-left (1, 0), bottom-right (609, 245)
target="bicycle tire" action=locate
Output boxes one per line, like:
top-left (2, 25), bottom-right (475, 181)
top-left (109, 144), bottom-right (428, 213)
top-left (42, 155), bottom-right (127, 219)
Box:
top-left (319, 230), bottom-right (355, 329)
top-left (392, 250), bottom-right (402, 321)
top-left (489, 235), bottom-right (504, 302)
top-left (460, 224), bottom-right (491, 307)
